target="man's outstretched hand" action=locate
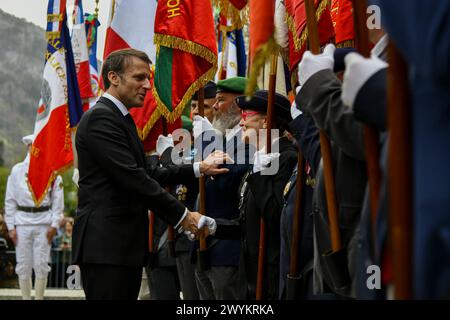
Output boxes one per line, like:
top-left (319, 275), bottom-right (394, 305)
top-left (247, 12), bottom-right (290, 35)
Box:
top-left (180, 210), bottom-right (202, 235)
top-left (199, 150), bottom-right (233, 176)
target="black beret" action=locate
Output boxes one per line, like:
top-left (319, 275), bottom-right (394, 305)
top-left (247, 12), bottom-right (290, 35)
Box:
top-left (192, 81), bottom-right (217, 100)
top-left (235, 90), bottom-right (292, 122)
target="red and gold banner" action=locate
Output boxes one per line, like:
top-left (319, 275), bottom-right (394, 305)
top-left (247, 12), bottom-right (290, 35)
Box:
top-left (247, 0), bottom-right (276, 94)
top-left (331, 0), bottom-right (355, 47)
top-left (285, 0), bottom-right (335, 72)
top-left (153, 0), bottom-right (217, 124)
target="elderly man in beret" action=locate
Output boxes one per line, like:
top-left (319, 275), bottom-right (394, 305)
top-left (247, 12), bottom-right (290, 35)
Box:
top-left (191, 77), bottom-right (255, 300)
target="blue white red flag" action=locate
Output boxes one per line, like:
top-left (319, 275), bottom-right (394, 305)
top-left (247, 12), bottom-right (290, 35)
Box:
top-left (71, 0), bottom-right (93, 111)
top-left (28, 0), bottom-right (83, 205)
top-left (215, 16), bottom-right (247, 80)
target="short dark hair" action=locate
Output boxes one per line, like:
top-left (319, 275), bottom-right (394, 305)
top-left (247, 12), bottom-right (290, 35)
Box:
top-left (101, 48), bottom-right (152, 90)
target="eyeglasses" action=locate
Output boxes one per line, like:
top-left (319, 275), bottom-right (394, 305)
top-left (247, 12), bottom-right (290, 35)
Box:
top-left (241, 111), bottom-right (260, 121)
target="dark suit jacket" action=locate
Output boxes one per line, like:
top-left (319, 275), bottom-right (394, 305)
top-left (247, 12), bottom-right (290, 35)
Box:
top-left (72, 97), bottom-right (195, 267)
top-left (297, 70), bottom-right (368, 297)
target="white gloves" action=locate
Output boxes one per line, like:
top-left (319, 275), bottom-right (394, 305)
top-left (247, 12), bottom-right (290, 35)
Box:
top-left (193, 115), bottom-right (214, 140)
top-left (184, 230), bottom-right (196, 241)
top-left (298, 44), bottom-right (336, 86)
top-left (156, 134), bottom-right (174, 156)
top-left (341, 53), bottom-right (389, 109)
top-left (291, 86), bottom-right (303, 120)
top-left (197, 215), bottom-right (217, 236)
top-left (184, 215), bottom-right (217, 241)
top-left (72, 168), bottom-right (79, 187)
top-left (253, 149), bottom-right (281, 174)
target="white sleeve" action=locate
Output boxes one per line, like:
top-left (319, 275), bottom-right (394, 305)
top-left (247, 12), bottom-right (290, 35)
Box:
top-left (4, 174), bottom-right (18, 231)
top-left (193, 162), bottom-right (202, 178)
top-left (50, 175), bottom-right (64, 229)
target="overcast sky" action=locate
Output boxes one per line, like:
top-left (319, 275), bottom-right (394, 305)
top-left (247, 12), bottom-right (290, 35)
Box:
top-left (0, 0), bottom-right (112, 59)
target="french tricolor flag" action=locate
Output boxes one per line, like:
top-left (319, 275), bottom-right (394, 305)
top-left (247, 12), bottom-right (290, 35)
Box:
top-left (28, 0), bottom-right (82, 205)
top-left (71, 0), bottom-right (93, 110)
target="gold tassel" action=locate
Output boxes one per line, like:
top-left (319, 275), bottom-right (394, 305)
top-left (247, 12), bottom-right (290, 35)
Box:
top-left (336, 39), bottom-right (354, 48)
top-left (246, 37), bottom-right (278, 97)
top-left (213, 0), bottom-right (249, 31)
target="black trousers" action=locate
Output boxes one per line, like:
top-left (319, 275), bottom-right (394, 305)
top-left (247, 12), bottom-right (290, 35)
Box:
top-left (80, 264), bottom-right (142, 300)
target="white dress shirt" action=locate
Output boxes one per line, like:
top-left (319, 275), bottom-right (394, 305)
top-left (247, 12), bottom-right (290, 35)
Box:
top-left (101, 93), bottom-right (193, 229)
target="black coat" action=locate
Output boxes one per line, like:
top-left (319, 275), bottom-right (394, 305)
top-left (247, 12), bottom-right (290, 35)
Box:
top-left (297, 70), bottom-right (368, 297)
top-left (214, 137), bottom-right (298, 299)
top-left (198, 130), bottom-right (254, 267)
top-left (72, 97), bottom-right (195, 267)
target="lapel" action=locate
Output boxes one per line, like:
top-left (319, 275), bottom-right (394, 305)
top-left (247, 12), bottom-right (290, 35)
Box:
top-left (98, 97), bottom-right (146, 166)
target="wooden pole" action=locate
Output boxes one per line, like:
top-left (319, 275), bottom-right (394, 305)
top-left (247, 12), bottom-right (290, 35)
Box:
top-left (255, 53), bottom-right (278, 300)
top-left (352, 0), bottom-right (382, 239)
top-left (304, 0), bottom-right (342, 252)
top-left (289, 151), bottom-right (304, 277)
top-left (387, 41), bottom-right (413, 299)
top-left (161, 118), bottom-right (176, 258)
top-left (197, 87), bottom-right (208, 252)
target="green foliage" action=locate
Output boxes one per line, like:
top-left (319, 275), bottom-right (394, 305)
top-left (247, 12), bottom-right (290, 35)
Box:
top-left (61, 168), bottom-right (78, 217)
top-left (0, 166), bottom-right (10, 207)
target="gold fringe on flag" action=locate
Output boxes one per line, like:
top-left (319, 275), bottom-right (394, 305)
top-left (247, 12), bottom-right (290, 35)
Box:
top-left (136, 108), bottom-right (162, 141)
top-left (213, 0), bottom-right (249, 31)
top-left (285, 0), bottom-right (329, 52)
top-left (245, 37), bottom-right (279, 96)
top-left (28, 104), bottom-right (74, 206)
top-left (153, 33), bottom-right (218, 124)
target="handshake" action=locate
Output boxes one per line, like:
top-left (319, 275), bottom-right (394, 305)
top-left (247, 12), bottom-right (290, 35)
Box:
top-left (180, 211), bottom-right (217, 240)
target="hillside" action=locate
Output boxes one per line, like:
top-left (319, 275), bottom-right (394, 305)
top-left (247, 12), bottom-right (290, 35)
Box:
top-left (0, 9), bottom-right (46, 166)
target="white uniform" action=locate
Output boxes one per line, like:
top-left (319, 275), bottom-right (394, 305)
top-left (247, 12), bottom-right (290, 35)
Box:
top-left (4, 154), bottom-right (64, 280)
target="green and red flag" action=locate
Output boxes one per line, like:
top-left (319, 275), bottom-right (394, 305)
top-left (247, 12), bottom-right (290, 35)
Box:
top-left (153, 0), bottom-right (218, 124)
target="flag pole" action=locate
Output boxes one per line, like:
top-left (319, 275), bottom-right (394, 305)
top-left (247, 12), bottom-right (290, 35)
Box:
top-left (351, 0), bottom-right (382, 241)
top-left (255, 53), bottom-right (278, 300)
top-left (304, 0), bottom-right (341, 253)
top-left (286, 150), bottom-right (304, 299)
top-left (161, 118), bottom-right (177, 258)
top-left (197, 87), bottom-right (210, 271)
top-left (387, 41), bottom-right (413, 299)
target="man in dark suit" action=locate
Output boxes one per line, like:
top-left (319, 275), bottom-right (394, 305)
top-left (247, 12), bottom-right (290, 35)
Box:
top-left (72, 48), bottom-right (229, 300)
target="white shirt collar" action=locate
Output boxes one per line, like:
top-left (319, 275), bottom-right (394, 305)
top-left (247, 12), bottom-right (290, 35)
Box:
top-left (371, 34), bottom-right (389, 57)
top-left (103, 92), bottom-right (129, 116)
top-left (225, 123), bottom-right (242, 141)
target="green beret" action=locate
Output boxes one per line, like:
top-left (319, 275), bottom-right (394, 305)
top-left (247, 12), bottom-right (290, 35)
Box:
top-left (216, 77), bottom-right (248, 94)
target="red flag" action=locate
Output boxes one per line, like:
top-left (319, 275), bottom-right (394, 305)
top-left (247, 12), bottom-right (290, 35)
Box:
top-left (247, 0), bottom-right (276, 94)
top-left (331, 0), bottom-right (355, 47)
top-left (285, 0), bottom-right (335, 72)
top-left (153, 0), bottom-right (217, 124)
